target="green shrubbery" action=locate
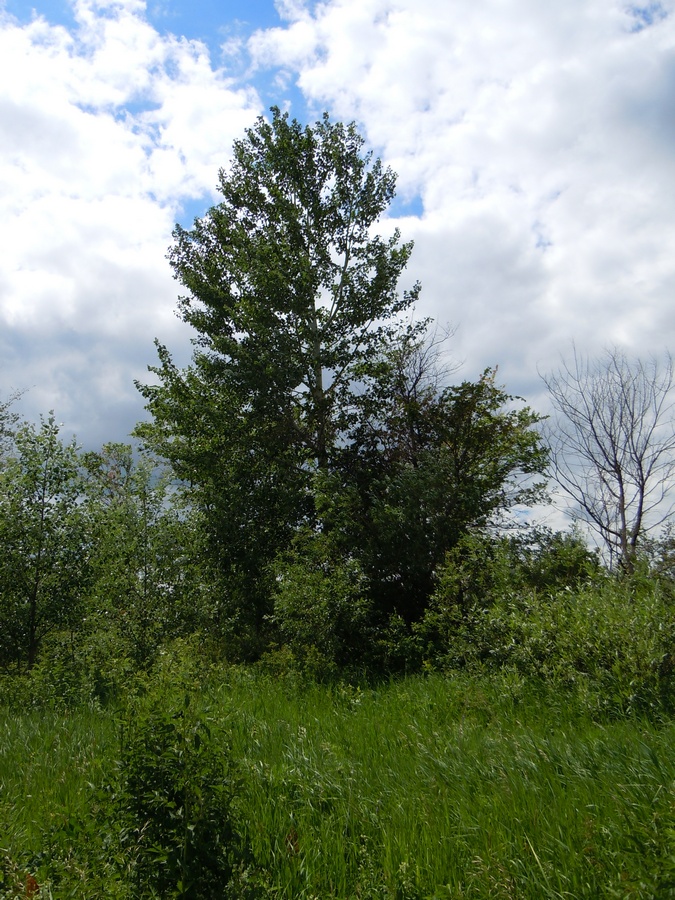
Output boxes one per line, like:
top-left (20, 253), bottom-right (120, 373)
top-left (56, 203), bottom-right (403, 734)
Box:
top-left (268, 529), bottom-right (374, 681)
top-left (112, 693), bottom-right (239, 898)
top-left (0, 673), bottom-right (243, 898)
top-left (4, 521), bottom-right (675, 719)
top-left (419, 532), bottom-right (675, 716)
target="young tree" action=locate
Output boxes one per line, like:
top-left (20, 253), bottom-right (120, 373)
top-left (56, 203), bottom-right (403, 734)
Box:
top-left (136, 108), bottom-right (420, 637)
top-left (0, 415), bottom-right (88, 671)
top-left (0, 388), bottom-right (22, 466)
top-left (327, 367), bottom-right (548, 623)
top-left (542, 346), bottom-right (675, 571)
top-left (82, 443), bottom-right (206, 665)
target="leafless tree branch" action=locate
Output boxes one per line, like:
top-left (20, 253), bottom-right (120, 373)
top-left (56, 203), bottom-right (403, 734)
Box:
top-left (541, 345), bottom-right (675, 571)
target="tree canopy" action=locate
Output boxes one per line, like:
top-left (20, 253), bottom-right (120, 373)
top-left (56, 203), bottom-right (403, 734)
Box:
top-left (136, 108), bottom-right (548, 652)
top-left (140, 107), bottom-right (418, 475)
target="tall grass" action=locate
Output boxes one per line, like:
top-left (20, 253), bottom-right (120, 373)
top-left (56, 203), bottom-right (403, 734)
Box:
top-left (222, 672), bottom-right (675, 897)
top-left (2, 672), bottom-right (675, 897)
top-left (0, 706), bottom-right (117, 897)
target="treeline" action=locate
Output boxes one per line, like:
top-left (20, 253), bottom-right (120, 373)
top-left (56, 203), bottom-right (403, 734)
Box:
top-left (2, 109), bottom-right (675, 708)
top-left (0, 389), bottom-right (555, 681)
top-left (1, 404), bottom-right (675, 717)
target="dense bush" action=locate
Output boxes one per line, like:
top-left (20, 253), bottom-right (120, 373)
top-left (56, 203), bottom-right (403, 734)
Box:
top-left (421, 539), bottom-right (675, 716)
top-left (112, 692), bottom-right (240, 898)
top-left (268, 530), bottom-right (374, 680)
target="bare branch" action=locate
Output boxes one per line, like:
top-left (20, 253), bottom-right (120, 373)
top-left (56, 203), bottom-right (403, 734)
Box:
top-left (541, 346), bottom-right (675, 571)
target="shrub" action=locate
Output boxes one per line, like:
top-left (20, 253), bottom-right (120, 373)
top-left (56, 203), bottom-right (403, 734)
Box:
top-left (270, 530), bottom-right (374, 680)
top-left (422, 566), bottom-right (675, 717)
top-left (113, 692), bottom-right (240, 898)
top-left (0, 627), bottom-right (136, 712)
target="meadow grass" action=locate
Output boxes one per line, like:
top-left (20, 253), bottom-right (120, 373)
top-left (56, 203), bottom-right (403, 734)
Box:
top-left (1, 672), bottom-right (675, 897)
top-left (220, 672), bottom-right (675, 897)
top-left (0, 704), bottom-right (118, 897)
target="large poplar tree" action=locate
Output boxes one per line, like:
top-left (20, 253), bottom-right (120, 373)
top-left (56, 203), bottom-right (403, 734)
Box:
top-left (136, 108), bottom-right (420, 639)
top-left (137, 109), bottom-right (549, 659)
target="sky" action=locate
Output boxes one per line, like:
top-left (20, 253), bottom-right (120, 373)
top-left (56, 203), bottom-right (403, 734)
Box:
top-left (1, 0), bottom-right (674, 456)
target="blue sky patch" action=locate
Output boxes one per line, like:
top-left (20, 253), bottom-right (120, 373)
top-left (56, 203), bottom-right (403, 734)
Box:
top-left (627, 3), bottom-right (668, 32)
top-left (3, 0), bottom-right (76, 26)
top-left (146, 0), bottom-right (280, 65)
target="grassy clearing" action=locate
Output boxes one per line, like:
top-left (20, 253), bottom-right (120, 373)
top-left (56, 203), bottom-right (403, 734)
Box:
top-left (222, 673), bottom-right (675, 898)
top-left (1, 673), bottom-right (675, 897)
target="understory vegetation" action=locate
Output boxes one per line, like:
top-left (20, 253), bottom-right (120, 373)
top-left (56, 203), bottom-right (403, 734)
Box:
top-left (3, 662), bottom-right (675, 899)
top-left (2, 563), bottom-right (675, 897)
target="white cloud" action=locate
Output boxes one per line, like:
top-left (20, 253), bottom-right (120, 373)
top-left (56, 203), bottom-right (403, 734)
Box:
top-left (2, 0), bottom-right (675, 464)
top-left (250, 0), bottom-right (675, 396)
top-left (0, 0), bottom-right (262, 444)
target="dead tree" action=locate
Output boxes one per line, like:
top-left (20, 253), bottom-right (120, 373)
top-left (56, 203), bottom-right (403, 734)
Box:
top-left (542, 346), bottom-right (675, 571)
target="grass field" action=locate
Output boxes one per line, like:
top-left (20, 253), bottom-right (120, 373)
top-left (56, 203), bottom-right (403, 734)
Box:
top-left (2, 670), bottom-right (675, 898)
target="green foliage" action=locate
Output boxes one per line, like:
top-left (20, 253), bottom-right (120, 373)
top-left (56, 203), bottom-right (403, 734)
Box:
top-left (135, 107), bottom-right (421, 641)
top-left (0, 415), bottom-right (88, 671)
top-left (0, 389), bottom-right (21, 467)
top-left (421, 537), bottom-right (675, 716)
top-left (327, 367), bottom-right (548, 624)
top-left (112, 693), bottom-right (239, 898)
top-left (82, 443), bottom-right (206, 667)
top-left (3, 627), bottom-right (136, 710)
top-left (131, 111), bottom-right (551, 657)
top-left (421, 526), bottom-right (599, 629)
top-left (514, 525), bottom-right (603, 590)
top-left (640, 524), bottom-right (675, 593)
top-left (269, 529), bottom-right (373, 679)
